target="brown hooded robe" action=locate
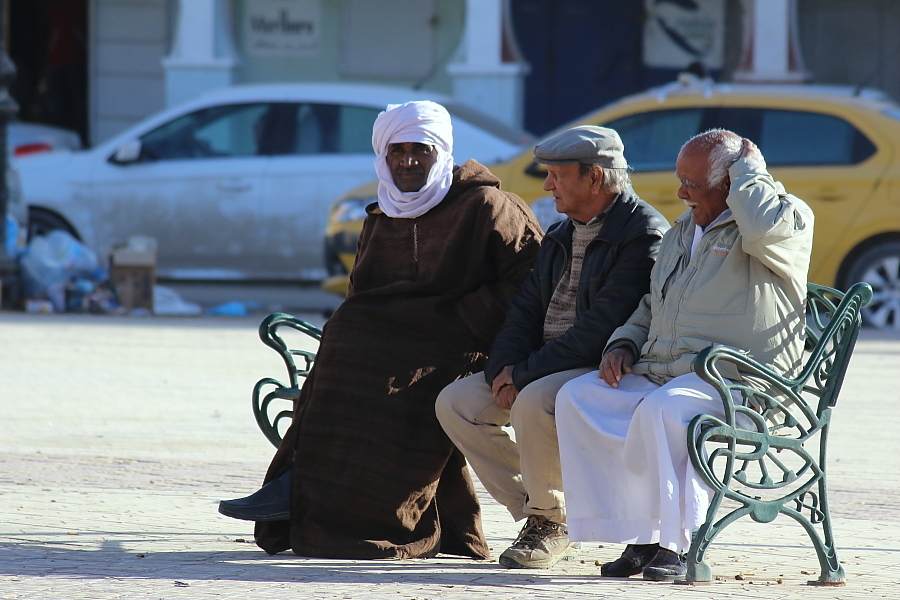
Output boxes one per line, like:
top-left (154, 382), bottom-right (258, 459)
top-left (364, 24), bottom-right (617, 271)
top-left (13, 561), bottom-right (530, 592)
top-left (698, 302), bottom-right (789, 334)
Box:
top-left (254, 160), bottom-right (542, 559)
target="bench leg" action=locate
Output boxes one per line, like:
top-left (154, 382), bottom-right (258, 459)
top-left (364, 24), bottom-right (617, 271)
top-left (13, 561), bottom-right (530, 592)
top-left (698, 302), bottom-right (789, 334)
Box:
top-left (788, 479), bottom-right (846, 586)
top-left (684, 493), bottom-right (749, 584)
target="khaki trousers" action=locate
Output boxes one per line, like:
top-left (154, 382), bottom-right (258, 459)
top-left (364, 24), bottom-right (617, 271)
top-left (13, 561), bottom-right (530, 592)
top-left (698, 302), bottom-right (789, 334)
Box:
top-left (436, 368), bottom-right (592, 524)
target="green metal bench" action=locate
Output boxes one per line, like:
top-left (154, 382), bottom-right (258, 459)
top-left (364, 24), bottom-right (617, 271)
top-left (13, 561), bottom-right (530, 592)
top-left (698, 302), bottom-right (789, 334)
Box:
top-left (251, 313), bottom-right (322, 448)
top-left (685, 282), bottom-right (873, 586)
top-left (248, 285), bottom-right (872, 585)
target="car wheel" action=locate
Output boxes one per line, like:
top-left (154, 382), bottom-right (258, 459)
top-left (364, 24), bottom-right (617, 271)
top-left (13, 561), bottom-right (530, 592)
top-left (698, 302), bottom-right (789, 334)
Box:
top-left (843, 240), bottom-right (900, 329)
top-left (27, 208), bottom-right (80, 242)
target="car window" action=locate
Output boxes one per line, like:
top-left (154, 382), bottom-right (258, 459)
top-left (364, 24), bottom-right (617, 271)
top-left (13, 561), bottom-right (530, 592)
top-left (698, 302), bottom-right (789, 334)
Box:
top-left (139, 103), bottom-right (273, 161)
top-left (339, 106), bottom-right (381, 153)
top-left (758, 109), bottom-right (876, 166)
top-left (602, 108), bottom-right (703, 172)
top-left (882, 108), bottom-right (900, 123)
top-left (442, 100), bottom-right (535, 145)
top-left (284, 103), bottom-right (380, 155)
top-left (711, 107), bottom-right (876, 166)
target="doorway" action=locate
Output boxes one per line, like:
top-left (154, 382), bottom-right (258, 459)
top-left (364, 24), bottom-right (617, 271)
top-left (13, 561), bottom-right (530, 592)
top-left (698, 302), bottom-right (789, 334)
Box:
top-left (10, 0), bottom-right (89, 146)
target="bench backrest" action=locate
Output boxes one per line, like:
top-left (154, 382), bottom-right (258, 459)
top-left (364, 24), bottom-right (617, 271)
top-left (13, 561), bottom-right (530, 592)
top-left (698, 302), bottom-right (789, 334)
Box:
top-left (800, 282), bottom-right (873, 413)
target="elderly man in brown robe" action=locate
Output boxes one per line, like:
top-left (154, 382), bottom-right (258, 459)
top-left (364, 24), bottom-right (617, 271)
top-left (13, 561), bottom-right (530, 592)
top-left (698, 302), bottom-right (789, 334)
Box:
top-left (219, 100), bottom-right (543, 560)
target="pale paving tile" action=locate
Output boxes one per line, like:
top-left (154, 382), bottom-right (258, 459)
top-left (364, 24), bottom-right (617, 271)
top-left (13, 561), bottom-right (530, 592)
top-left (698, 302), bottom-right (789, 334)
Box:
top-left (0, 314), bottom-right (897, 599)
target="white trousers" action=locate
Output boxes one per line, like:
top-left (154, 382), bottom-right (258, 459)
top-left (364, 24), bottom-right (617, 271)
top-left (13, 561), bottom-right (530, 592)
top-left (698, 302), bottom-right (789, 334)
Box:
top-left (556, 372), bottom-right (726, 553)
top-left (436, 368), bottom-right (591, 523)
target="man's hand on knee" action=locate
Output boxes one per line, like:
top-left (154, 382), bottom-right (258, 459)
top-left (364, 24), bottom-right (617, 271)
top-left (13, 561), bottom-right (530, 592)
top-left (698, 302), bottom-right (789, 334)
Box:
top-left (496, 384), bottom-right (518, 408)
top-left (492, 365), bottom-right (518, 408)
top-left (600, 348), bottom-right (634, 387)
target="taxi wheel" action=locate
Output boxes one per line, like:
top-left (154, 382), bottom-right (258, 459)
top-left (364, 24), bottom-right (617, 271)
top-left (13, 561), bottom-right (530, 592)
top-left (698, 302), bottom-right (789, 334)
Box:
top-left (844, 240), bottom-right (900, 329)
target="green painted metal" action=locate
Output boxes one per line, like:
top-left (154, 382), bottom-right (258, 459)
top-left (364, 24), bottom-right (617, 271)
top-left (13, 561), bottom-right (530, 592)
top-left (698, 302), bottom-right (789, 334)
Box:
top-left (685, 282), bottom-right (873, 586)
top-left (251, 313), bottom-right (323, 448)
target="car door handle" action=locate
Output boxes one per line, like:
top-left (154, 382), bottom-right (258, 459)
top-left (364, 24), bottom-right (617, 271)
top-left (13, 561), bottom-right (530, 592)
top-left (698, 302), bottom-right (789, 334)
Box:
top-left (217, 181), bottom-right (252, 192)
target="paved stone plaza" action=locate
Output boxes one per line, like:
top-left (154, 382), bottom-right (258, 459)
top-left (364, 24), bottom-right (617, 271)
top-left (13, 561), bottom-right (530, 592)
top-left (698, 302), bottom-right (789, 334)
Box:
top-left (1, 312), bottom-right (898, 599)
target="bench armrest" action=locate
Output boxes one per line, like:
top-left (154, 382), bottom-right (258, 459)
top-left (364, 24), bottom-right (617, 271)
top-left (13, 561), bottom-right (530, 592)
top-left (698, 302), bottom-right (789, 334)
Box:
top-left (252, 313), bottom-right (323, 448)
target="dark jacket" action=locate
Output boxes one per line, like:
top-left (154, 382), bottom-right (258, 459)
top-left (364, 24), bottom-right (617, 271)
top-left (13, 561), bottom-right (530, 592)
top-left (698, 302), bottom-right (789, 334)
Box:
top-left (484, 190), bottom-right (669, 390)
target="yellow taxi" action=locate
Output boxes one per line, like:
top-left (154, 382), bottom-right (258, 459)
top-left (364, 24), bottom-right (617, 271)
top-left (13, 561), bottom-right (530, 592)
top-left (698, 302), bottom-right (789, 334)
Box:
top-left (324, 76), bottom-right (900, 328)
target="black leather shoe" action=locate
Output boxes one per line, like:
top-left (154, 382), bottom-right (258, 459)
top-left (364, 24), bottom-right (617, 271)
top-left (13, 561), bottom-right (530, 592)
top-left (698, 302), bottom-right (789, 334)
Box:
top-left (218, 470), bottom-right (291, 521)
top-left (600, 544), bottom-right (660, 577)
top-left (642, 548), bottom-right (687, 581)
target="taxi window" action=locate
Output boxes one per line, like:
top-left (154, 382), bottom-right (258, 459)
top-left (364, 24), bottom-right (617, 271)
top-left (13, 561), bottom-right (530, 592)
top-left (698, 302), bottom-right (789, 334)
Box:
top-left (602, 108), bottom-right (703, 172)
top-left (759, 109), bottom-right (875, 166)
top-left (712, 107), bottom-right (876, 166)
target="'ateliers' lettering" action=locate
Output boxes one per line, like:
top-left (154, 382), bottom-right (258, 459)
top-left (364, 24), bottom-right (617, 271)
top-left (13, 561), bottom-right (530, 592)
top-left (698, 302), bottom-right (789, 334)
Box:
top-left (250, 10), bottom-right (314, 35)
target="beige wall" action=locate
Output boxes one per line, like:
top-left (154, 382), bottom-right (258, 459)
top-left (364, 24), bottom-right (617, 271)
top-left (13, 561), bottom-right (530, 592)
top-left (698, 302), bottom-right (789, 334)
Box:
top-left (89, 0), bottom-right (171, 144)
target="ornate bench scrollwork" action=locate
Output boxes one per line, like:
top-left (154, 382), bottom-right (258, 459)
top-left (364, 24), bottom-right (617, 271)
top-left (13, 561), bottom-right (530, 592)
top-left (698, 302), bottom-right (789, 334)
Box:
top-left (685, 282), bottom-right (872, 586)
top-left (251, 313), bottom-right (322, 448)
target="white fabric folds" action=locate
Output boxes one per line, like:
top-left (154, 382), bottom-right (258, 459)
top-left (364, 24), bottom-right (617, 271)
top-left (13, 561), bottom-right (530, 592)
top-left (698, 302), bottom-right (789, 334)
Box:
top-left (556, 372), bottom-right (723, 554)
top-left (372, 101), bottom-right (455, 219)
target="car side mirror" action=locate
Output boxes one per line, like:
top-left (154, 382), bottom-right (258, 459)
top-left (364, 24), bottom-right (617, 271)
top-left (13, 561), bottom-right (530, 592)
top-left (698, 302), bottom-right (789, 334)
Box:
top-left (112, 140), bottom-right (142, 164)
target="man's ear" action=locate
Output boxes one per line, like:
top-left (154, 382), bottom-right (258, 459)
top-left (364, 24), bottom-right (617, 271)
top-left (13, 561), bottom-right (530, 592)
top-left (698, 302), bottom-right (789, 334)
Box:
top-left (592, 166), bottom-right (605, 192)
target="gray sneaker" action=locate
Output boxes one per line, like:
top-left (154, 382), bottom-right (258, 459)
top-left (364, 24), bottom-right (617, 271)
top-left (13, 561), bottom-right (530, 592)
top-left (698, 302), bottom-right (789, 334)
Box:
top-left (499, 515), bottom-right (581, 569)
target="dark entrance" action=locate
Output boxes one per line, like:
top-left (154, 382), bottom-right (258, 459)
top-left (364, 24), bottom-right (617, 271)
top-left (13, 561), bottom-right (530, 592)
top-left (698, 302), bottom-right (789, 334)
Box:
top-left (509, 0), bottom-right (727, 136)
top-left (10, 0), bottom-right (88, 145)
top-left (510, 0), bottom-right (647, 136)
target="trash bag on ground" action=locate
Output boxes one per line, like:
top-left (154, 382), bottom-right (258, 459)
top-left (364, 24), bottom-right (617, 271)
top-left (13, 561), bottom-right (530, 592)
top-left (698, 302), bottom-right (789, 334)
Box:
top-left (5, 215), bottom-right (25, 258)
top-left (154, 285), bottom-right (202, 316)
top-left (19, 230), bottom-right (106, 311)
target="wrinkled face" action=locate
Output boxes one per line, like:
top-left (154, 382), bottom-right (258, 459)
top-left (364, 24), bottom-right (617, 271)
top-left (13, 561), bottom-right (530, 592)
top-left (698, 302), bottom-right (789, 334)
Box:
top-left (543, 163), bottom-right (594, 220)
top-left (676, 145), bottom-right (729, 228)
top-left (387, 142), bottom-right (438, 192)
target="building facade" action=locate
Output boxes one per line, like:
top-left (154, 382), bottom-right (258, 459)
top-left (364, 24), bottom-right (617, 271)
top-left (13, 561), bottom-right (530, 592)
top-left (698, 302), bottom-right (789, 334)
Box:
top-left (8, 0), bottom-right (900, 145)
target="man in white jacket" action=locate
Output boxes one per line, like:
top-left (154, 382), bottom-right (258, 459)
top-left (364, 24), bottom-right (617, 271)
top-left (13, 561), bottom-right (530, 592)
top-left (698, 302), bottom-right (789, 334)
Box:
top-left (555, 129), bottom-right (814, 581)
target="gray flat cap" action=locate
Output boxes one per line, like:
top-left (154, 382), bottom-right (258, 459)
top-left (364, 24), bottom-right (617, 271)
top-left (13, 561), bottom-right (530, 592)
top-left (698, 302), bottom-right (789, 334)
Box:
top-left (533, 125), bottom-right (628, 168)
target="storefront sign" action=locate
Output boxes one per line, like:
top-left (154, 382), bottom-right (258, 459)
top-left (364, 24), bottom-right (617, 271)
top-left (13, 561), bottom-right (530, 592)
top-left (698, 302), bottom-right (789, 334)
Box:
top-left (644, 0), bottom-right (725, 70)
top-left (245, 0), bottom-right (321, 57)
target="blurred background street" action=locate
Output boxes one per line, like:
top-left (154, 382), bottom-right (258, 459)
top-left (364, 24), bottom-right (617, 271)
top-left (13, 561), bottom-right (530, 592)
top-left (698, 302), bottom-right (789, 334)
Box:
top-left (5, 1), bottom-right (900, 328)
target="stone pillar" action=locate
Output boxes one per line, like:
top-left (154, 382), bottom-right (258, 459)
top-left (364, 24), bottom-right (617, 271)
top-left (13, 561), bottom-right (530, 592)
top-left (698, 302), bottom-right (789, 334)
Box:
top-left (446, 0), bottom-right (529, 129)
top-left (734, 0), bottom-right (807, 82)
top-left (163, 0), bottom-right (239, 107)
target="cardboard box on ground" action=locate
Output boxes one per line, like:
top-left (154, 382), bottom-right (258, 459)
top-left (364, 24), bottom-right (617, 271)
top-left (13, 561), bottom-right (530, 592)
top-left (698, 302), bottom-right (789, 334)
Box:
top-left (109, 236), bottom-right (157, 313)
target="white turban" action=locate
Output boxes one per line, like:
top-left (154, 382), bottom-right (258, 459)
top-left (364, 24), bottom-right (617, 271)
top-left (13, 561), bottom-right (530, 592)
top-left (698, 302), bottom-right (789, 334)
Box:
top-left (372, 101), bottom-right (454, 219)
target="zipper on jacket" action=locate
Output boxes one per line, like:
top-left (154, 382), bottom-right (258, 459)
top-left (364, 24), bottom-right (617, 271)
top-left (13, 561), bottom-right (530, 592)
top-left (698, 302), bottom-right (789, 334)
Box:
top-left (664, 224), bottom-right (693, 362)
top-left (413, 220), bottom-right (419, 277)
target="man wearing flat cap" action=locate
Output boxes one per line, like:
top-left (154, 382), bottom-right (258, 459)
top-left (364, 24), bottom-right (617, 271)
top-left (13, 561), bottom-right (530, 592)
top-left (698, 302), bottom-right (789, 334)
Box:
top-left (437, 125), bottom-right (669, 569)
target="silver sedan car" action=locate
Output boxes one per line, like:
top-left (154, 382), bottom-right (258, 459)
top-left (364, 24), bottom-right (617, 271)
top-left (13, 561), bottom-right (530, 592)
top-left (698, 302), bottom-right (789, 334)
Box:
top-left (16, 83), bottom-right (532, 281)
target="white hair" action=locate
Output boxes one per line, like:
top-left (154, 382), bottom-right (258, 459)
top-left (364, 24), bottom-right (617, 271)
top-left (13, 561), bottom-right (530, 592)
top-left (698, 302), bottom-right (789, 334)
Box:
top-left (682, 129), bottom-right (742, 189)
top-left (580, 163), bottom-right (632, 194)
top-left (602, 167), bottom-right (632, 194)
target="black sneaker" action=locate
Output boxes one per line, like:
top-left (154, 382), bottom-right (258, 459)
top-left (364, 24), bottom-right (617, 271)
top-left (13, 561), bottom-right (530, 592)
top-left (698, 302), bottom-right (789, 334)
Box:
top-left (642, 548), bottom-right (687, 582)
top-left (600, 543), bottom-right (661, 577)
top-left (498, 515), bottom-right (580, 569)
